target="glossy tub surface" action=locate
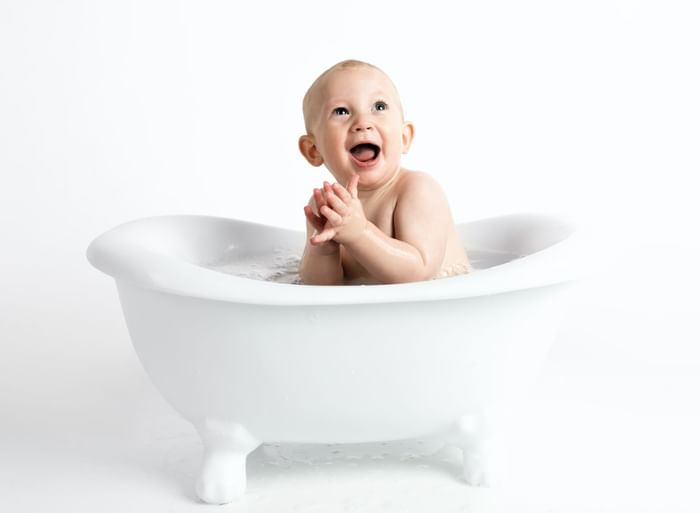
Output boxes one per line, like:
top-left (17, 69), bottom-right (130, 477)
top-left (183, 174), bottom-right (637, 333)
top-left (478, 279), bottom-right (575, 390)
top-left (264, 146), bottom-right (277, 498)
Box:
top-left (87, 213), bottom-right (589, 504)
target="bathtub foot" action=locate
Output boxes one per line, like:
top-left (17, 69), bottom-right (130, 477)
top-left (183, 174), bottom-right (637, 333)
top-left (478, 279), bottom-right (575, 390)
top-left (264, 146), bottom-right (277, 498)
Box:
top-left (448, 413), bottom-right (500, 486)
top-left (194, 418), bottom-right (260, 504)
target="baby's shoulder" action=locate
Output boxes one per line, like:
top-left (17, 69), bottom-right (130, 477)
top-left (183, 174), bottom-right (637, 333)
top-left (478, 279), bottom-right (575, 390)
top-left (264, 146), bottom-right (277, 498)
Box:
top-left (398, 168), bottom-right (432, 183)
top-left (395, 169), bottom-right (445, 200)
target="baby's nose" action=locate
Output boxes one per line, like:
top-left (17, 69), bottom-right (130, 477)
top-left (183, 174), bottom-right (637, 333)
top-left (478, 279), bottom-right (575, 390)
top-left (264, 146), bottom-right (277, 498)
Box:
top-left (352, 119), bottom-right (373, 132)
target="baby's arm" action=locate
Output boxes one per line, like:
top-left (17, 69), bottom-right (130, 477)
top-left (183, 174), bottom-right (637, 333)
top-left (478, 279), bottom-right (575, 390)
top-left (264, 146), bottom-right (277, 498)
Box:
top-left (298, 189), bottom-right (344, 285)
top-left (315, 173), bottom-right (449, 284)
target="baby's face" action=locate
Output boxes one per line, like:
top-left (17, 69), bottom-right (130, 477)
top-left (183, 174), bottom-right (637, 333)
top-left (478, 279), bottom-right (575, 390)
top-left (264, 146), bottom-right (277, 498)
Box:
top-left (304, 66), bottom-right (413, 190)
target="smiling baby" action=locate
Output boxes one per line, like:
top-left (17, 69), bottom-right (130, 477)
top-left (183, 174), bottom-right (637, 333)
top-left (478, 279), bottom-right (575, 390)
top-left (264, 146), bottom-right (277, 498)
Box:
top-left (298, 59), bottom-right (471, 285)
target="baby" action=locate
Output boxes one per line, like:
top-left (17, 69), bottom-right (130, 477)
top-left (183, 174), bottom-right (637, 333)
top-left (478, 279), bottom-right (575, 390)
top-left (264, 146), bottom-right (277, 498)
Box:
top-left (298, 59), bottom-right (471, 285)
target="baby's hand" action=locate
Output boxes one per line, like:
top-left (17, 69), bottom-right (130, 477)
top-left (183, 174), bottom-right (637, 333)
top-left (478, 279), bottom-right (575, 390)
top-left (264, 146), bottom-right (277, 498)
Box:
top-left (304, 187), bottom-right (340, 253)
top-left (311, 175), bottom-right (367, 246)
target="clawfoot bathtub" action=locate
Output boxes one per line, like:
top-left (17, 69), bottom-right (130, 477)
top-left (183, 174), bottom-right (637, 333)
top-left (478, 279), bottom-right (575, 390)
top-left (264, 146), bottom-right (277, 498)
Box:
top-left (87, 213), bottom-right (588, 504)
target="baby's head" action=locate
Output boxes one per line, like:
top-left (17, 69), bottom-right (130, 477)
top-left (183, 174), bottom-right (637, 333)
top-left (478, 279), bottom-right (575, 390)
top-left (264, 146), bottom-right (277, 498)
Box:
top-left (299, 59), bottom-right (414, 190)
top-left (301, 60), bottom-right (405, 132)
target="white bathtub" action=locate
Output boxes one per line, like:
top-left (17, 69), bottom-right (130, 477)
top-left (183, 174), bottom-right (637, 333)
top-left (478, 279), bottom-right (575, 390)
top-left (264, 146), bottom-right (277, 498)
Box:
top-left (86, 213), bottom-right (589, 504)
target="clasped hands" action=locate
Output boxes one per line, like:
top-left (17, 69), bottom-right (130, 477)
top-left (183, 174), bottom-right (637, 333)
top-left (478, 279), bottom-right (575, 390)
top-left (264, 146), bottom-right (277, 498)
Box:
top-left (303, 174), bottom-right (367, 249)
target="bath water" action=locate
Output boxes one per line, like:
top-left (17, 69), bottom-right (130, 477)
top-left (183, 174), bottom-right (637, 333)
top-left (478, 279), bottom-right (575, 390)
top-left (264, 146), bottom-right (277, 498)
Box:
top-left (201, 247), bottom-right (523, 284)
top-left (202, 247), bottom-right (304, 284)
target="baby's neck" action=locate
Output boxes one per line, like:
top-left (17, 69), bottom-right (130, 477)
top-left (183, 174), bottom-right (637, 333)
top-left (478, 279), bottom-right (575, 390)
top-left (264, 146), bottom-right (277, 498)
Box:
top-left (357, 166), bottom-right (403, 200)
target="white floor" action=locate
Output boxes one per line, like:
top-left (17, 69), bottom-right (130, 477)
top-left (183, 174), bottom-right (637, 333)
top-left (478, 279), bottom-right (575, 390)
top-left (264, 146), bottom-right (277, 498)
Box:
top-left (2, 243), bottom-right (699, 513)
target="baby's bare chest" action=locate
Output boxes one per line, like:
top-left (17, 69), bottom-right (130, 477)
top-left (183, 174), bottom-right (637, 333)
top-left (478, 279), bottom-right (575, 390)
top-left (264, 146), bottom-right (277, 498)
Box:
top-left (365, 202), bottom-right (396, 235)
top-left (341, 201), bottom-right (397, 280)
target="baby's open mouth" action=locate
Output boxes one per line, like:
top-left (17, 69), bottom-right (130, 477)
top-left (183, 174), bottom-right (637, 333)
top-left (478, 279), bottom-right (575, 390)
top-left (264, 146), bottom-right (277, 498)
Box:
top-left (350, 143), bottom-right (380, 163)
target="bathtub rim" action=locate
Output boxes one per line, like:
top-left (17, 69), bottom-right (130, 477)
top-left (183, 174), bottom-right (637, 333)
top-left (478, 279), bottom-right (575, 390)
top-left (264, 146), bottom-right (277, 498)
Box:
top-left (86, 212), bottom-right (598, 306)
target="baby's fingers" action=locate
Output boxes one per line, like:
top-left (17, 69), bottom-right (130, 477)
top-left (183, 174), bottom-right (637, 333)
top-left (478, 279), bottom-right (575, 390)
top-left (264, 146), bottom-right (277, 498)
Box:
top-left (311, 227), bottom-right (336, 245)
top-left (304, 205), bottom-right (324, 231)
top-left (346, 174), bottom-right (360, 199)
top-left (331, 182), bottom-right (352, 203)
top-left (312, 188), bottom-right (326, 214)
top-left (320, 205), bottom-right (343, 225)
top-left (323, 184), bottom-right (348, 214)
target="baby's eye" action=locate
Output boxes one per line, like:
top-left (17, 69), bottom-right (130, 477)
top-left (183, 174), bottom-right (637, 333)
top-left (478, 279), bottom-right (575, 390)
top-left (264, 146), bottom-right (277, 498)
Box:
top-left (333, 107), bottom-right (349, 116)
top-left (373, 101), bottom-right (388, 111)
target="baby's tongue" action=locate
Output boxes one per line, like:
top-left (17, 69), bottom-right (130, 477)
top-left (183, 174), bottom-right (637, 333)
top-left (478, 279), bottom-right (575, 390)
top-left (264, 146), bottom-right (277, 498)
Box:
top-left (351, 144), bottom-right (376, 162)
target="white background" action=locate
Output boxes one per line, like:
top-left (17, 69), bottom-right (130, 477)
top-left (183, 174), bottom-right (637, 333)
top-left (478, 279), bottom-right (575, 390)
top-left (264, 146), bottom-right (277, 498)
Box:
top-left (1, 1), bottom-right (699, 512)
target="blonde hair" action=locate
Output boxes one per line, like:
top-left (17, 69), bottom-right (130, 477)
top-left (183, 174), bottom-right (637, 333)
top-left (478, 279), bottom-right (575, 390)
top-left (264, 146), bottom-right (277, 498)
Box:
top-left (302, 59), bottom-right (402, 133)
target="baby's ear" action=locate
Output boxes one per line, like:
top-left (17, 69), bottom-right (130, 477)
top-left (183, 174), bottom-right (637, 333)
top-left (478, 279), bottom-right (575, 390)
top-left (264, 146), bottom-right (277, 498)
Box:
top-left (401, 121), bottom-right (415, 154)
top-left (298, 135), bottom-right (324, 166)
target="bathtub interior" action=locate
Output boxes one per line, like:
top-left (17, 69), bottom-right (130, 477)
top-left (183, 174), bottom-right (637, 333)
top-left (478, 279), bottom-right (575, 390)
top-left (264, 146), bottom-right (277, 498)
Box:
top-left (87, 212), bottom-right (587, 305)
top-left (99, 216), bottom-right (304, 265)
top-left (456, 214), bottom-right (574, 263)
top-left (98, 213), bottom-right (573, 270)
